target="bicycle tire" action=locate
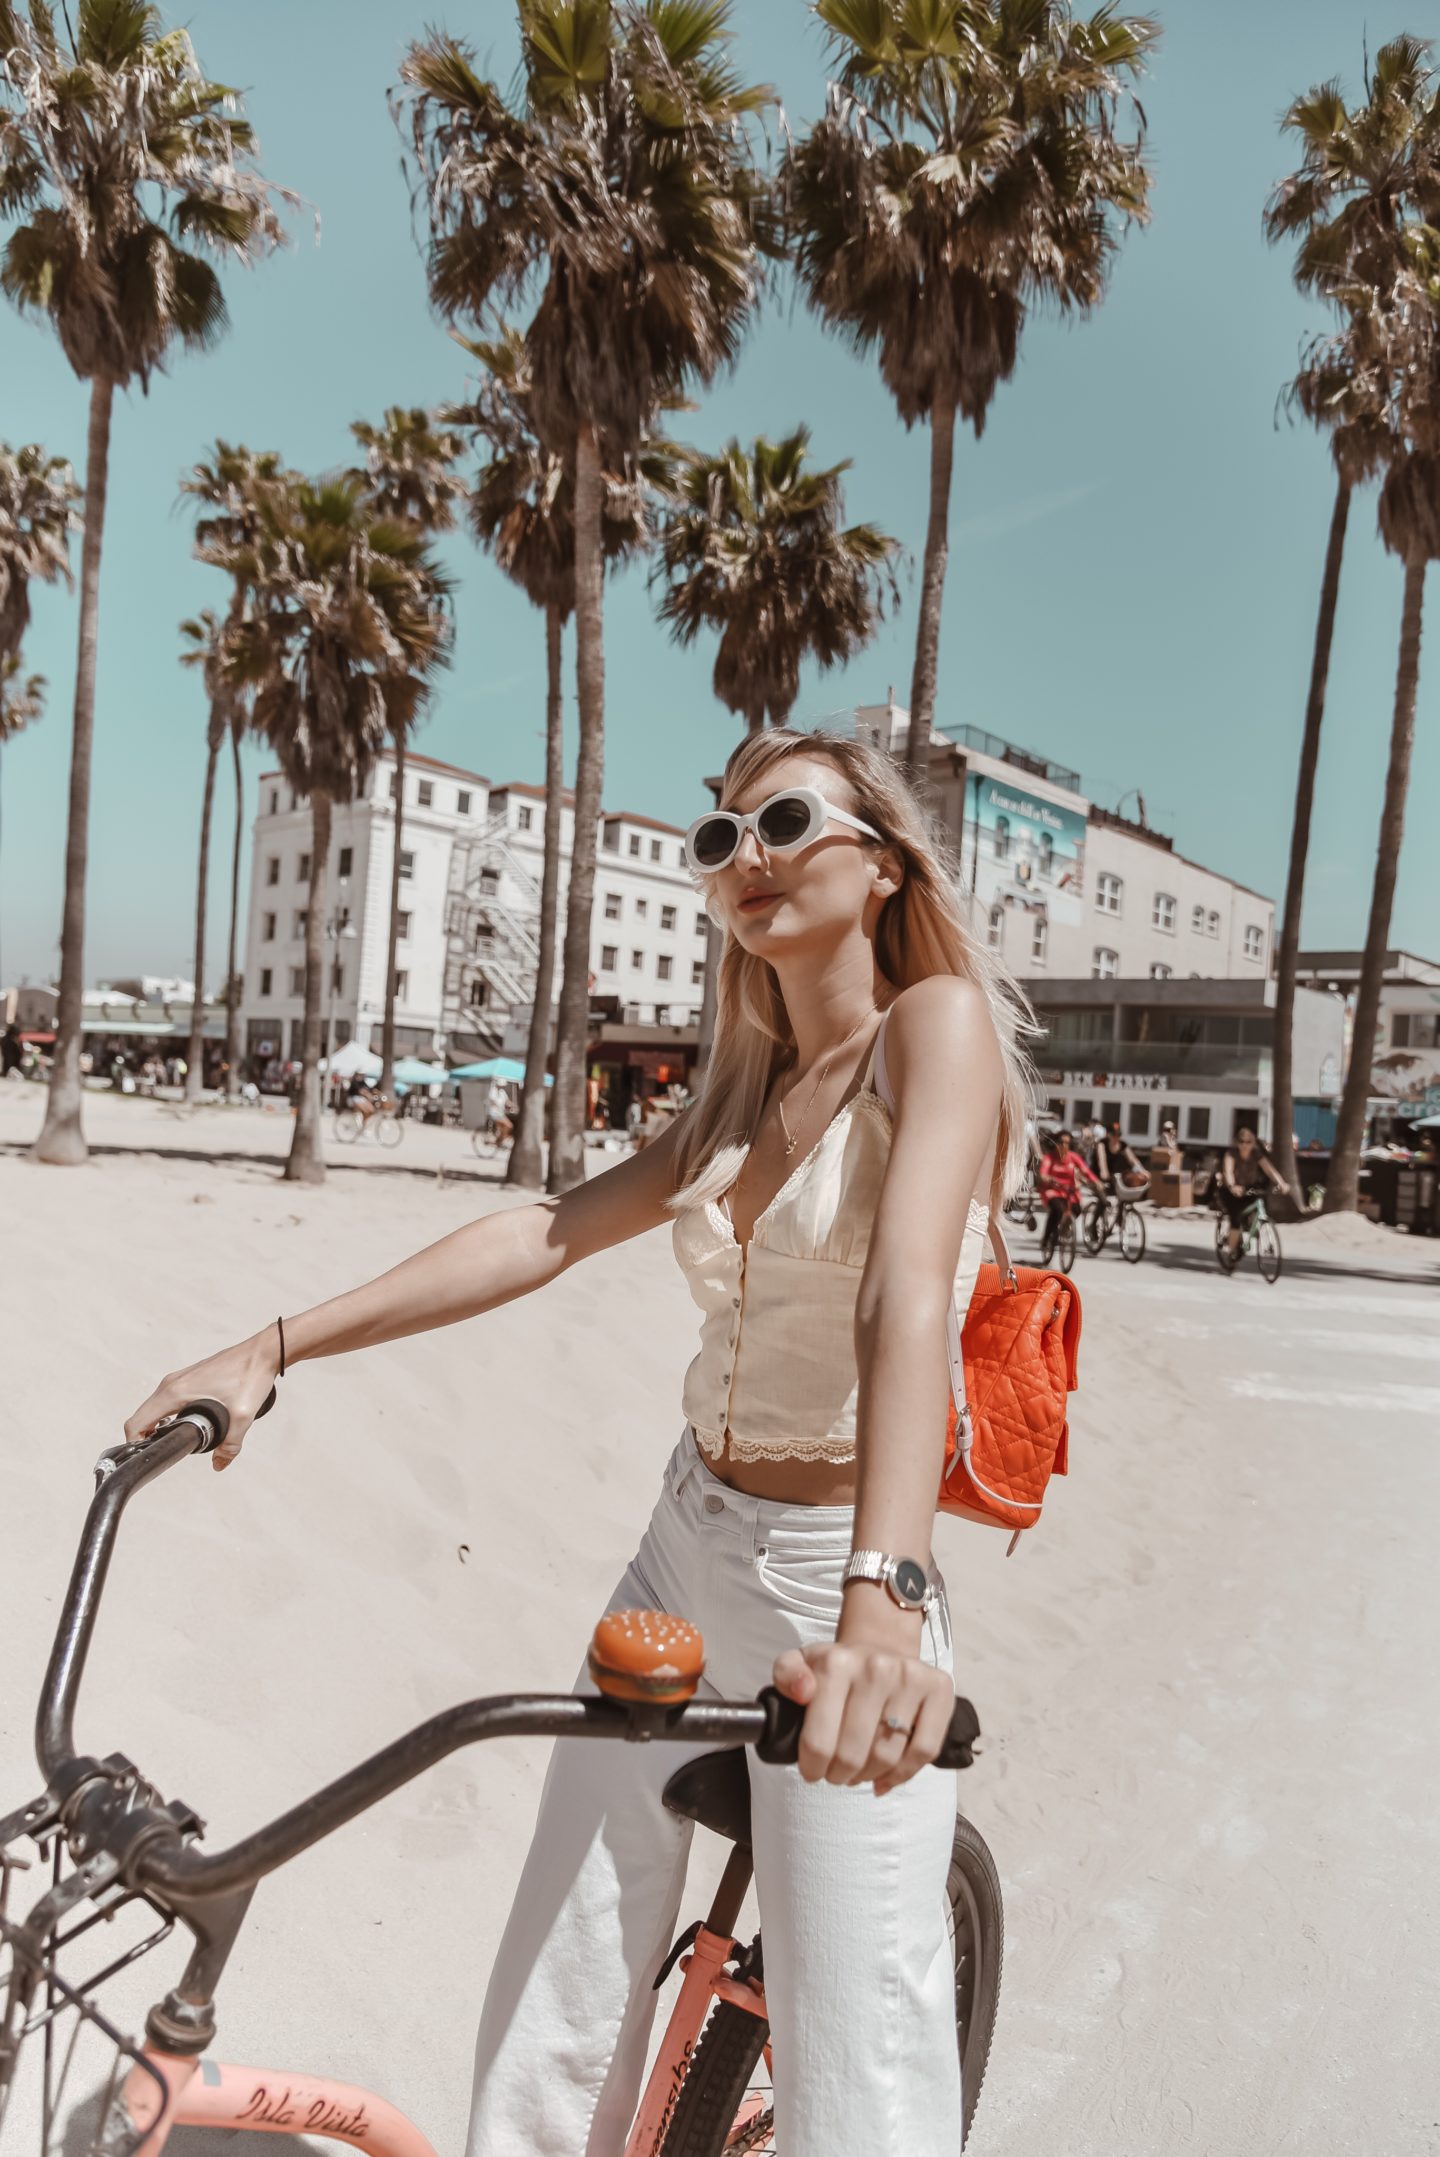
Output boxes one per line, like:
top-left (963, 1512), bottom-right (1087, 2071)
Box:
top-left (1120, 1207), bottom-right (1146, 1264)
top-left (1215, 1216), bottom-right (1241, 1273)
top-left (1057, 1212), bottom-right (1077, 1274)
top-left (333, 1110), bottom-right (361, 1144)
top-left (376, 1112), bottom-right (404, 1149)
top-left (1081, 1199), bottom-right (1107, 1256)
top-left (658, 1813), bottom-right (1003, 2155)
top-left (1257, 1218), bottom-right (1282, 1284)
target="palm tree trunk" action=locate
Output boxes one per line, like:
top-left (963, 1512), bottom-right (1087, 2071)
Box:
top-left (185, 725), bottom-right (222, 1103)
top-left (285, 793), bottom-right (331, 1186)
top-left (32, 374), bottom-right (113, 1166)
top-left (1324, 555), bottom-right (1425, 1214)
top-left (1271, 477), bottom-right (1351, 1197)
top-left (509, 602), bottom-right (565, 1189)
top-left (904, 391), bottom-right (957, 789)
top-left (380, 731), bottom-right (406, 1097)
top-left (547, 427), bottom-right (605, 1195)
top-left (224, 723), bottom-right (244, 1102)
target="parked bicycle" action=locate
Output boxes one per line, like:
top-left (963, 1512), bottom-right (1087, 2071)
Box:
top-left (1214, 1190), bottom-right (1282, 1283)
top-left (0, 1402), bottom-right (1003, 2157)
top-left (1082, 1188), bottom-right (1147, 1264)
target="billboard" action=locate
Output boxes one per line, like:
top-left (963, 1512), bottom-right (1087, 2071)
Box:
top-left (968, 775), bottom-right (1087, 929)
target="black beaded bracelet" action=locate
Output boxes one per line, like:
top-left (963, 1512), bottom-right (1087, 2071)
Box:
top-left (276, 1314), bottom-right (287, 1377)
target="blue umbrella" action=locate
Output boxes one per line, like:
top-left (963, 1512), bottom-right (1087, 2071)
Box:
top-left (446, 1056), bottom-right (553, 1086)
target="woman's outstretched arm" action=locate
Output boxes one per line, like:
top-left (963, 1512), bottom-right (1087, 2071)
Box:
top-left (123, 1113), bottom-right (690, 1467)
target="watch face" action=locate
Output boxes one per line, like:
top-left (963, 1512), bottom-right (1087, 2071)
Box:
top-left (892, 1558), bottom-right (928, 1608)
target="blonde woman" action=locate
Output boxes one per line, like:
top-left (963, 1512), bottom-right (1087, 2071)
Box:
top-left (125, 728), bottom-right (1035, 2156)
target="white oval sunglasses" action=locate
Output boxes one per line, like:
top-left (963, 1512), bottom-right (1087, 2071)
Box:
top-left (683, 785), bottom-right (882, 875)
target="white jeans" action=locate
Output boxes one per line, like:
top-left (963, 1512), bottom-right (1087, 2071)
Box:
top-left (466, 1425), bottom-right (963, 2156)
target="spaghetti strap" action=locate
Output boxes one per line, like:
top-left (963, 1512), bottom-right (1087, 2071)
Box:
top-left (862, 1004), bottom-right (894, 1096)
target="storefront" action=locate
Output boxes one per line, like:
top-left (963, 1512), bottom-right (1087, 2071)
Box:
top-left (586, 1019), bottom-right (700, 1126)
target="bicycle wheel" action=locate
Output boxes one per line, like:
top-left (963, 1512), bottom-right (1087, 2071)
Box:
top-left (657, 1813), bottom-right (1003, 2155)
top-left (1081, 1199), bottom-right (1107, 1256)
top-left (1215, 1215), bottom-right (1241, 1273)
top-left (1256, 1218), bottom-right (1282, 1284)
top-left (471, 1127), bottom-right (496, 1157)
top-left (1120, 1206), bottom-right (1146, 1264)
top-left (333, 1110), bottom-right (361, 1144)
top-left (376, 1111), bottom-right (404, 1149)
top-left (1056, 1211), bottom-right (1078, 1274)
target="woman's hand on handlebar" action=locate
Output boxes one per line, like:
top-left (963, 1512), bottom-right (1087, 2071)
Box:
top-left (125, 1329), bottom-right (280, 1470)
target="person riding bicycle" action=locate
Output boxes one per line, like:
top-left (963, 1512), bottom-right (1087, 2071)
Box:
top-left (1037, 1128), bottom-right (1100, 1250)
top-left (1217, 1125), bottom-right (1286, 1258)
top-left (125, 730), bottom-right (1034, 2157)
top-left (1092, 1122), bottom-right (1147, 1201)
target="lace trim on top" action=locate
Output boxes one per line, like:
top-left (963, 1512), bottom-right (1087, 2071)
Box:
top-left (691, 1424), bottom-right (861, 1467)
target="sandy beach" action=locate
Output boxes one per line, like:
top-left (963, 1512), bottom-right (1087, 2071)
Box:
top-left (2, 1083), bottom-right (1438, 2156)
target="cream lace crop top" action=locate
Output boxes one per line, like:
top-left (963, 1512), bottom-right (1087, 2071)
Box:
top-left (670, 1006), bottom-right (991, 1466)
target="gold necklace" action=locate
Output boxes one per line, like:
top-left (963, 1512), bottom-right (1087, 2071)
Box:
top-left (776, 1006), bottom-right (879, 1158)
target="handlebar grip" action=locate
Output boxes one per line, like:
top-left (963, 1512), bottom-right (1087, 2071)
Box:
top-left (754, 1686), bottom-right (981, 1771)
top-left (173, 1397), bottom-right (232, 1453)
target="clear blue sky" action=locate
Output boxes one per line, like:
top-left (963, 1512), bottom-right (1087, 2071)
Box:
top-left (2, 0), bottom-right (1436, 988)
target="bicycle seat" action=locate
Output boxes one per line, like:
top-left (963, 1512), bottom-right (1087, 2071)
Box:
top-left (662, 1749), bottom-right (753, 1849)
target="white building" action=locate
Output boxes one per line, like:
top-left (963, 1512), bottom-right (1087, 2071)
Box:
top-left (1297, 948), bottom-right (1440, 1115)
top-left (239, 752), bottom-right (707, 1078)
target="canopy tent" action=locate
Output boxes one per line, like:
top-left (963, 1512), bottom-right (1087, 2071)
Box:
top-left (320, 1041), bottom-right (381, 1080)
top-left (392, 1057), bottom-right (448, 1087)
top-left (445, 1056), bottom-right (552, 1086)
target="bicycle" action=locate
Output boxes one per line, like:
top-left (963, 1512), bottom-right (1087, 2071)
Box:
top-left (1082, 1186), bottom-right (1147, 1265)
top-left (0, 1400), bottom-right (1004, 2157)
top-left (332, 1096), bottom-right (404, 1148)
top-left (1214, 1190), bottom-right (1282, 1284)
top-left (1038, 1193), bottom-right (1083, 1274)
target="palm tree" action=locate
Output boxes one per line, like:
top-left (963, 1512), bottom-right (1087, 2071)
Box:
top-left (653, 427), bottom-right (899, 730)
top-left (182, 443), bottom-right (294, 1102)
top-left (396, 0), bottom-right (771, 1192)
top-left (350, 407), bottom-right (466, 1100)
top-left (0, 438), bottom-right (80, 981)
top-left (1, 0), bottom-right (289, 1163)
top-left (247, 472), bottom-right (452, 1185)
top-left (451, 327), bottom-right (658, 1189)
top-left (1264, 36), bottom-right (1440, 1198)
top-left (0, 654), bottom-right (45, 987)
top-left (784, 0), bottom-right (1156, 785)
top-left (1326, 230), bottom-right (1440, 1213)
top-left (178, 609), bottom-right (256, 1102)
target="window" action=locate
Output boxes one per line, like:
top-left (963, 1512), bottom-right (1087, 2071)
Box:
top-left (656, 1005), bottom-right (669, 1025)
top-left (993, 816), bottom-right (1011, 861)
top-left (1186, 1105), bottom-right (1210, 1141)
top-left (262, 912), bottom-right (276, 942)
top-left (604, 892), bottom-right (622, 921)
top-left (399, 850), bottom-right (415, 879)
top-left (297, 852), bottom-right (311, 884)
top-left (292, 909), bottom-right (308, 939)
top-left (987, 905), bottom-right (1004, 949)
top-left (479, 867), bottom-right (499, 895)
top-left (695, 910), bottom-right (707, 937)
top-left (1031, 916), bottom-right (1048, 965)
top-left (393, 969), bottom-right (408, 1001)
top-left (1038, 832), bottom-right (1055, 878)
top-left (628, 833), bottom-right (641, 857)
top-left (1161, 1100), bottom-right (1181, 1135)
top-left (390, 771), bottom-right (401, 800)
top-left (329, 960), bottom-right (344, 996)
top-left (661, 904), bottom-right (676, 932)
top-left (337, 846), bottom-right (353, 879)
top-left (1092, 947), bottom-right (1119, 979)
top-left (396, 911), bottom-right (412, 940)
top-left (1150, 963), bottom-right (1173, 980)
top-left (1101, 1100), bottom-right (1122, 1130)
top-left (1096, 872), bottom-right (1123, 916)
top-left (692, 959), bottom-right (704, 985)
top-left (417, 779), bottom-right (434, 808)
top-left (1153, 892), bottom-right (1175, 933)
top-left (657, 955), bottom-right (673, 982)
top-left (1072, 1098), bottom-right (1094, 1126)
top-left (267, 788), bottom-right (278, 816)
top-left (602, 820), bottom-right (620, 852)
top-left (1395, 1011), bottom-right (1440, 1049)
top-left (1128, 1102), bottom-right (1151, 1138)
top-left (630, 949), bottom-right (644, 970)
top-left (1207, 910), bottom-right (1220, 938)
top-left (1192, 904), bottom-right (1206, 933)
top-left (650, 838), bottom-right (662, 862)
top-left (467, 977), bottom-right (486, 1007)
top-left (518, 804), bottom-right (534, 831)
top-left (635, 898), bottom-right (648, 919)
top-left (288, 965), bottom-right (305, 997)
top-left (265, 855), bottom-right (280, 887)
top-left (1244, 923), bottom-right (1264, 961)
top-left (457, 789), bottom-right (471, 815)
top-left (601, 945), bottom-right (618, 971)
top-left (259, 967), bottom-right (272, 997)
top-left (290, 792), bottom-right (300, 814)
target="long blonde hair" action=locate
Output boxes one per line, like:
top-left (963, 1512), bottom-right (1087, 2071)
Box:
top-left (667, 728), bottom-right (1039, 1215)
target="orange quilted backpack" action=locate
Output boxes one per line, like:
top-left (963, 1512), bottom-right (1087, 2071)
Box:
top-left (873, 1037), bottom-right (1081, 1551)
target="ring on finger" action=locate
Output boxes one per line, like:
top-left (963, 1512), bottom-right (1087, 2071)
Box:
top-left (881, 1712), bottom-right (914, 1739)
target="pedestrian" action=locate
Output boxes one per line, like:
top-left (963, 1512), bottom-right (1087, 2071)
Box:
top-left (123, 726), bottom-right (1036, 2155)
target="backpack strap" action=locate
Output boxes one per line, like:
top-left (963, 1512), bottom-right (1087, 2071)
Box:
top-left (871, 1004), bottom-right (1014, 1279)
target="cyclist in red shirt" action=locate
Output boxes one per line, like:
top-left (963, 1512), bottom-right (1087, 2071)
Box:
top-left (1038, 1129), bottom-right (1102, 1254)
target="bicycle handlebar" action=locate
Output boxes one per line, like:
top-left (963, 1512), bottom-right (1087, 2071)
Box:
top-left (33, 1403), bottom-right (980, 1907)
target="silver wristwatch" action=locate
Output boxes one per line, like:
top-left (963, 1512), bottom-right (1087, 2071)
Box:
top-left (842, 1549), bottom-right (938, 1614)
